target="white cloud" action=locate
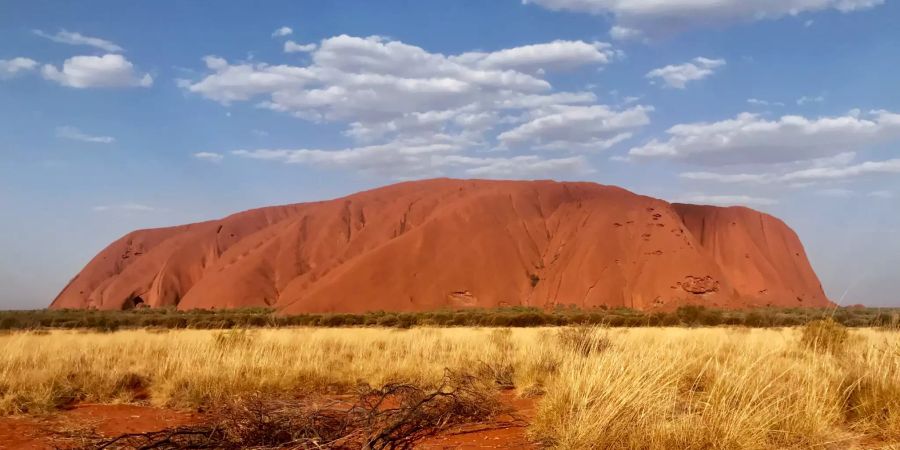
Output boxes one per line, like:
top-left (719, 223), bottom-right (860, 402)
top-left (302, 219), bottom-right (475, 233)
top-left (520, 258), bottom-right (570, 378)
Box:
top-left (816, 188), bottom-right (855, 197)
top-left (284, 41), bottom-right (317, 53)
top-left (0, 57), bottom-right (38, 78)
top-left (33, 29), bottom-right (123, 52)
top-left (183, 35), bottom-right (618, 116)
top-left (232, 136), bottom-right (469, 176)
top-left (42, 54), bottom-right (153, 88)
top-left (797, 95), bottom-right (825, 105)
top-left (868, 190), bottom-right (893, 199)
top-left (747, 98), bottom-right (784, 107)
top-left (449, 155), bottom-right (593, 178)
top-left (180, 56), bottom-right (315, 103)
top-left (609, 26), bottom-right (644, 41)
top-left (497, 104), bottom-right (652, 150)
top-left (809, 151), bottom-right (858, 168)
top-left (679, 171), bottom-right (772, 183)
top-left (680, 156), bottom-right (900, 194)
top-left (272, 26), bottom-right (293, 38)
top-left (524, 0), bottom-right (883, 37)
top-left (453, 40), bottom-right (618, 72)
top-left (193, 152), bottom-right (224, 162)
top-left (56, 126), bottom-right (115, 144)
top-left (232, 136), bottom-right (592, 179)
top-left (92, 203), bottom-right (156, 212)
top-left (181, 33), bottom-right (640, 178)
top-left (781, 158), bottom-right (900, 182)
top-left (646, 57), bottom-right (725, 89)
top-left (676, 194), bottom-right (778, 206)
top-left (629, 110), bottom-right (900, 165)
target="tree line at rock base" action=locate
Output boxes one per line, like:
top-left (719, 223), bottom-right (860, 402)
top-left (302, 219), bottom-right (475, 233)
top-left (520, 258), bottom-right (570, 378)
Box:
top-left (1, 305), bottom-right (897, 331)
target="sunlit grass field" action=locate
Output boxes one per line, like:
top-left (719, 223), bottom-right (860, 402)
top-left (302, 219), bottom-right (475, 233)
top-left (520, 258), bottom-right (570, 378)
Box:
top-left (1, 324), bottom-right (898, 448)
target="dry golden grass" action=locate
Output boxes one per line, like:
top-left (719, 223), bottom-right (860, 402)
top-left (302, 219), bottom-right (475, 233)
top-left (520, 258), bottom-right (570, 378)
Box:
top-left (1, 325), bottom-right (898, 448)
top-left (531, 327), bottom-right (900, 448)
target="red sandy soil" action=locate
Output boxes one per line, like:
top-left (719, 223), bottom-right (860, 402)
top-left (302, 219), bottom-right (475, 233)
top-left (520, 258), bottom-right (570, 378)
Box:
top-left (0, 404), bottom-right (203, 449)
top-left (418, 393), bottom-right (539, 449)
top-left (0, 395), bottom-right (537, 449)
top-left (51, 178), bottom-right (829, 313)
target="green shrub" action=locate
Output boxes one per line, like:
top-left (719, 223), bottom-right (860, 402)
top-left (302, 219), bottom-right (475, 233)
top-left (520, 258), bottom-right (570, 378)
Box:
top-left (376, 314), bottom-right (399, 327)
top-left (0, 317), bottom-right (18, 330)
top-left (0, 306), bottom-right (896, 331)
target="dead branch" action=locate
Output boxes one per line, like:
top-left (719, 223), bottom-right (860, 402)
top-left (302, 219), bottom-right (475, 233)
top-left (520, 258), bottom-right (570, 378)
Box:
top-left (79, 369), bottom-right (500, 450)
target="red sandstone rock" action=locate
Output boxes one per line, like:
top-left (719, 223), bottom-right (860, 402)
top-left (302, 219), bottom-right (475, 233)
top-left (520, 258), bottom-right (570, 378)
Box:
top-left (50, 179), bottom-right (830, 312)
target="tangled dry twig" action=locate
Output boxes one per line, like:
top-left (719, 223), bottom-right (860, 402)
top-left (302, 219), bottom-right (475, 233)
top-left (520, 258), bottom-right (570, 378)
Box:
top-left (82, 369), bottom-right (500, 450)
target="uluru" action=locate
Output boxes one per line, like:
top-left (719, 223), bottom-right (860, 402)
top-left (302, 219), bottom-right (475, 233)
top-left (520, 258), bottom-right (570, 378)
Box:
top-left (51, 178), bottom-right (829, 313)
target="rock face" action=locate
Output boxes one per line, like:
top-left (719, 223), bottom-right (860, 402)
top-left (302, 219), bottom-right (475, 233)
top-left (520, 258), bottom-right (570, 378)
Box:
top-left (50, 179), bottom-right (830, 313)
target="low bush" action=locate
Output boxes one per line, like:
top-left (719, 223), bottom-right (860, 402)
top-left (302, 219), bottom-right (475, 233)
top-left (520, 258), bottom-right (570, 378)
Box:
top-left (0, 306), bottom-right (896, 330)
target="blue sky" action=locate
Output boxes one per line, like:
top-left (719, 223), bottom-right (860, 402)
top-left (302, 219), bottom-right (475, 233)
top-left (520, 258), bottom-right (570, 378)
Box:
top-left (1, 0), bottom-right (898, 308)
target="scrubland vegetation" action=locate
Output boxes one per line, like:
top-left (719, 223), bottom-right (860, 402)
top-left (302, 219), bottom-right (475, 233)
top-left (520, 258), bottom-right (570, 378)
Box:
top-left (1, 321), bottom-right (899, 448)
top-left (1, 305), bottom-right (897, 331)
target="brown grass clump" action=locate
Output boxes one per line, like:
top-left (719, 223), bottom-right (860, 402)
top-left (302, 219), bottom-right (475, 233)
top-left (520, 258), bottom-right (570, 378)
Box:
top-left (801, 318), bottom-right (850, 354)
top-left (841, 340), bottom-right (900, 440)
top-left (476, 328), bottom-right (517, 389)
top-left (212, 328), bottom-right (257, 349)
top-left (556, 326), bottom-right (611, 357)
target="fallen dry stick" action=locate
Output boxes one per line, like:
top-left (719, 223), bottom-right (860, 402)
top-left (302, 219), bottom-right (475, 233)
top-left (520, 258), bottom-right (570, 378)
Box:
top-left (82, 369), bottom-right (501, 450)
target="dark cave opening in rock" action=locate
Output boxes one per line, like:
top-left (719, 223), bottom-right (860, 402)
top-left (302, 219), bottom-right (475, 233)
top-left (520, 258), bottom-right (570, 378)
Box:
top-left (124, 295), bottom-right (146, 310)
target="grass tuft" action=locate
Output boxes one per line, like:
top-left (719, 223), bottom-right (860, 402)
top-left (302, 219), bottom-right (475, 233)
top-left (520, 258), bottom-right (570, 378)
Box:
top-left (801, 318), bottom-right (849, 354)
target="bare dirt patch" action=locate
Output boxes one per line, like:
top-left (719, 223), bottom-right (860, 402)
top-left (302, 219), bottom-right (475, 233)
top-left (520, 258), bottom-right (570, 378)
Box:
top-left (0, 404), bottom-right (202, 449)
top-left (417, 393), bottom-right (538, 449)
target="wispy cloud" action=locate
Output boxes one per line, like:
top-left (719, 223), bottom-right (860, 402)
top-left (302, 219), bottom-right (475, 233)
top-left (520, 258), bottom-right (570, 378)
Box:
top-left (272, 26), bottom-right (293, 38)
top-left (646, 57), bottom-right (725, 89)
top-left (284, 41), bottom-right (317, 53)
top-left (33, 29), bottom-right (123, 52)
top-left (797, 95), bottom-right (825, 105)
top-left (230, 137), bottom-right (594, 179)
top-left (816, 188), bottom-right (855, 198)
top-left (525, 0), bottom-right (882, 38)
top-left (781, 158), bottom-right (900, 182)
top-left (0, 57), bottom-right (38, 78)
top-left (747, 98), bottom-right (784, 107)
top-left (630, 110), bottom-right (900, 165)
top-left (676, 194), bottom-right (778, 206)
top-left (609, 25), bottom-right (644, 41)
top-left (56, 126), bottom-right (115, 144)
top-left (92, 203), bottom-right (156, 212)
top-left (193, 151), bottom-right (224, 162)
